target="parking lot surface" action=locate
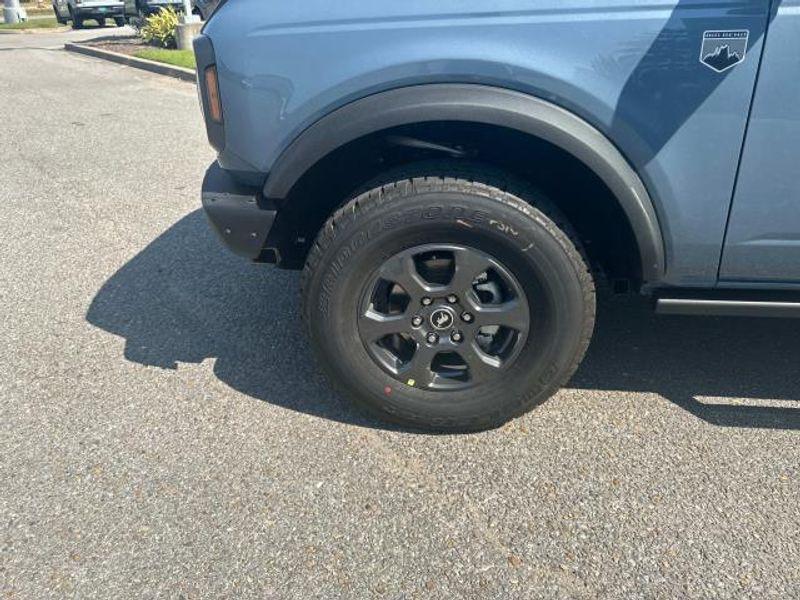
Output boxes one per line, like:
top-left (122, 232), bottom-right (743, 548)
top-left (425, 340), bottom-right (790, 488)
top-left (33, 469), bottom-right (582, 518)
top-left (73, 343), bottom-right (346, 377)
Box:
top-left (1, 30), bottom-right (799, 599)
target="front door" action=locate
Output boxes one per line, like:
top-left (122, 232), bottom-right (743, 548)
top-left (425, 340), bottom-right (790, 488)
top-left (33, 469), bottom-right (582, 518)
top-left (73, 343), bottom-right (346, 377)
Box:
top-left (720, 1), bottom-right (800, 284)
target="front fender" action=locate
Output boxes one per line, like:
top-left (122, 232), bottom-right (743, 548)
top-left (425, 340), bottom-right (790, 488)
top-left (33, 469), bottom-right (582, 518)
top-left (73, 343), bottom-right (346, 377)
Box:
top-left (262, 84), bottom-right (666, 284)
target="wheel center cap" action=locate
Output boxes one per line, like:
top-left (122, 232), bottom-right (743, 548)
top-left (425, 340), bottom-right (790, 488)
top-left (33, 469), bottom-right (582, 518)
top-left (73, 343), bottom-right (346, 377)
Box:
top-left (429, 307), bottom-right (455, 331)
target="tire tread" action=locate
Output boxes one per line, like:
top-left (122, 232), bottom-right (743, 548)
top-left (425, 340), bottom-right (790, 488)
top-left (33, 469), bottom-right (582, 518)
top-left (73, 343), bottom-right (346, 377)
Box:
top-left (301, 164), bottom-right (595, 431)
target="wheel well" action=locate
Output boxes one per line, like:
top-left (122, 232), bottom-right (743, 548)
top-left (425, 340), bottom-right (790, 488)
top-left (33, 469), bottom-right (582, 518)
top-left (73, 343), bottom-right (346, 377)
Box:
top-left (272, 121), bottom-right (642, 286)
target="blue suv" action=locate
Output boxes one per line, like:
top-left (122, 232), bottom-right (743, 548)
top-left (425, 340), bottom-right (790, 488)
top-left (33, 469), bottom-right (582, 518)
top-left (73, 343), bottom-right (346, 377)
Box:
top-left (194, 1), bottom-right (797, 431)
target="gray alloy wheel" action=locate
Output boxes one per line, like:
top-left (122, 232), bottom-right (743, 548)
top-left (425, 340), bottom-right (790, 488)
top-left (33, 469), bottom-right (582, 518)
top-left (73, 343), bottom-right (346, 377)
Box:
top-left (357, 244), bottom-right (530, 391)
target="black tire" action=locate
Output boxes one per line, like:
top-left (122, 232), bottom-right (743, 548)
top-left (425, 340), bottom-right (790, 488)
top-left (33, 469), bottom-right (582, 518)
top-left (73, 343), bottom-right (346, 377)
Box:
top-left (114, 16), bottom-right (125, 27)
top-left (53, 7), bottom-right (67, 24)
top-left (301, 167), bottom-right (595, 432)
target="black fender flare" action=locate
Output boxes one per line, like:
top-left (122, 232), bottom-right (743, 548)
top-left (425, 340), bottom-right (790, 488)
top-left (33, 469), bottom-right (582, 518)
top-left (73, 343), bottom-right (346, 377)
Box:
top-left (263, 84), bottom-right (665, 283)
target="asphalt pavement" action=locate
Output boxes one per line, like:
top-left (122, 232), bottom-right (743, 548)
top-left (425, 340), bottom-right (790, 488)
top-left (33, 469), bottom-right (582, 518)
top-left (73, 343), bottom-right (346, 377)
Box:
top-left (1, 29), bottom-right (799, 599)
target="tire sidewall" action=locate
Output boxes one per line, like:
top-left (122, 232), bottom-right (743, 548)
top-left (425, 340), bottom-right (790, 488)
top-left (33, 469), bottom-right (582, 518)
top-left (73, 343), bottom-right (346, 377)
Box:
top-left (306, 186), bottom-right (592, 429)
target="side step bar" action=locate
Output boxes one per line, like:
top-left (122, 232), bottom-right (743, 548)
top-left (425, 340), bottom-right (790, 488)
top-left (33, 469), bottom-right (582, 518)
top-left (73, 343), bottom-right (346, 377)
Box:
top-left (656, 296), bottom-right (800, 318)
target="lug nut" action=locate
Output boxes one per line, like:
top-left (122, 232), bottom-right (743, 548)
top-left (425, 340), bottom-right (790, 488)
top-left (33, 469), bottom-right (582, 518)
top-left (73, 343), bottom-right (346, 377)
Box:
top-left (451, 331), bottom-right (463, 343)
top-left (426, 332), bottom-right (439, 345)
top-left (411, 316), bottom-right (424, 327)
top-left (446, 294), bottom-right (458, 304)
top-left (421, 297), bottom-right (433, 306)
top-left (461, 312), bottom-right (474, 323)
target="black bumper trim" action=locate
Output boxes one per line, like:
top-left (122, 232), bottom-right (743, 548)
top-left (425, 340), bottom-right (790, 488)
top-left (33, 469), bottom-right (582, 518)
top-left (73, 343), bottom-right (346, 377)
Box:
top-left (202, 162), bottom-right (277, 260)
top-left (76, 6), bottom-right (124, 15)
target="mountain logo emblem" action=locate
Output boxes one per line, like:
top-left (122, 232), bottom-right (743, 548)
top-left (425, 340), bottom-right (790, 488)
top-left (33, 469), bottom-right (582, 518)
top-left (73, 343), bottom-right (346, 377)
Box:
top-left (430, 308), bottom-right (455, 331)
top-left (700, 30), bottom-right (749, 73)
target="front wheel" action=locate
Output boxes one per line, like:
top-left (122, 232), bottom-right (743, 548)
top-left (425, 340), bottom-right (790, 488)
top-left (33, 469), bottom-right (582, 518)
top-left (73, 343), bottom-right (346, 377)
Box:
top-left (301, 169), bottom-right (595, 432)
top-left (53, 7), bottom-right (67, 24)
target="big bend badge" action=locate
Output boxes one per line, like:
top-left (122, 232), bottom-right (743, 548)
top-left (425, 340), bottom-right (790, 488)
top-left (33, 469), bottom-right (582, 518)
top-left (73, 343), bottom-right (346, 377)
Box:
top-left (700, 30), bottom-right (749, 73)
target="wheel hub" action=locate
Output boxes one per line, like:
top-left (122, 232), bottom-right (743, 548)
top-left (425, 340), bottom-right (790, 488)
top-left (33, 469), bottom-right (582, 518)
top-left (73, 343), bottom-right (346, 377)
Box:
top-left (429, 306), bottom-right (456, 330)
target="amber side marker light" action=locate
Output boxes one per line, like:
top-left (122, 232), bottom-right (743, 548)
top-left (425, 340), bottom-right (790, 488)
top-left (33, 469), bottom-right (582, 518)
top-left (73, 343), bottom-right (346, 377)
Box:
top-left (205, 66), bottom-right (223, 123)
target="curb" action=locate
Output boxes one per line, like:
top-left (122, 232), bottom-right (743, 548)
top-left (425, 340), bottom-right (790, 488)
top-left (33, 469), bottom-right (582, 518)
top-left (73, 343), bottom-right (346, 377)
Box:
top-left (0, 25), bottom-right (71, 34)
top-left (64, 42), bottom-right (196, 82)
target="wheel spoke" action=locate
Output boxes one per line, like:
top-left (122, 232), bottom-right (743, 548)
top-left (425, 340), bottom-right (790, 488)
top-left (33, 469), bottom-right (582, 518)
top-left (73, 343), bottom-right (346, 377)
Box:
top-left (379, 253), bottom-right (437, 299)
top-left (401, 344), bottom-right (439, 388)
top-left (470, 299), bottom-right (529, 332)
top-left (458, 342), bottom-right (502, 383)
top-left (360, 309), bottom-right (408, 341)
top-left (448, 248), bottom-right (492, 294)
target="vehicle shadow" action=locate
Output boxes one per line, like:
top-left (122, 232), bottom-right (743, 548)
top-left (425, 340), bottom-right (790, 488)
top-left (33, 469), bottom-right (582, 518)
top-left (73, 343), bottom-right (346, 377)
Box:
top-left (86, 211), bottom-right (800, 431)
top-left (86, 210), bottom-right (382, 427)
top-left (571, 294), bottom-right (800, 430)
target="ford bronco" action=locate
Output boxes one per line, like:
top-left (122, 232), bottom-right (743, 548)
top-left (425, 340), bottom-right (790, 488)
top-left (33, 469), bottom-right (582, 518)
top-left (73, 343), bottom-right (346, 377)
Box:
top-left (193, 0), bottom-right (797, 431)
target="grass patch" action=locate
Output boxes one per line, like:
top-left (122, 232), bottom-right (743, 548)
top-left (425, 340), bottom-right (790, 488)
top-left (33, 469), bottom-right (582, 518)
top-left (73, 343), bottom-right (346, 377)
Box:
top-left (0, 16), bottom-right (60, 29)
top-left (133, 48), bottom-right (196, 69)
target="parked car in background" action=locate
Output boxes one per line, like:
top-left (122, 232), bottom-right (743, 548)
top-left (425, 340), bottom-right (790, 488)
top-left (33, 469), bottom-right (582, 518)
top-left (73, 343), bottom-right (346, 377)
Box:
top-left (52, 0), bottom-right (126, 28)
top-left (123, 0), bottom-right (183, 20)
top-left (191, 0), bottom-right (219, 20)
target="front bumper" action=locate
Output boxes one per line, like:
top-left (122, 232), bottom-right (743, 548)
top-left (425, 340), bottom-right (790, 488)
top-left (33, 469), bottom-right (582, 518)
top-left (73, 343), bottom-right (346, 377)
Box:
top-left (75, 4), bottom-right (124, 15)
top-left (202, 162), bottom-right (278, 260)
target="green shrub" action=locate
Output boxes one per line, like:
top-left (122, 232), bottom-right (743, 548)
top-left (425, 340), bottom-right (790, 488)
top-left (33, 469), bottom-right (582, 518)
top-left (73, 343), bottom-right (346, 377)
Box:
top-left (139, 7), bottom-right (179, 49)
